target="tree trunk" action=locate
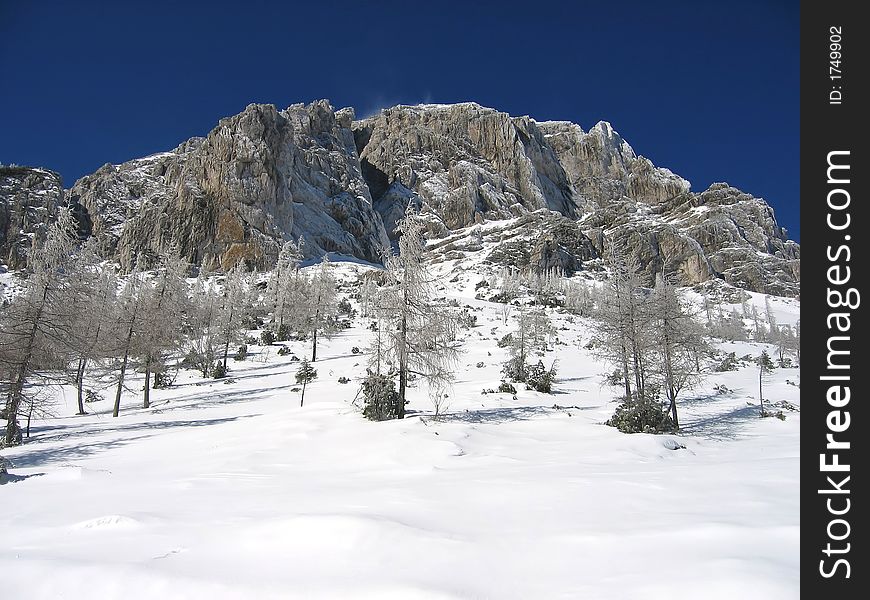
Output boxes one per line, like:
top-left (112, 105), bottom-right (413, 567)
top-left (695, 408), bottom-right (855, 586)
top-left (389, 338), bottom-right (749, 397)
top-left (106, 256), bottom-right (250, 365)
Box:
top-left (26, 400), bottom-right (34, 438)
top-left (143, 362), bottom-right (151, 409)
top-left (398, 312), bottom-right (407, 419)
top-left (76, 357), bottom-right (87, 415)
top-left (759, 364), bottom-right (764, 417)
top-left (312, 327), bottom-right (318, 362)
top-left (300, 380), bottom-right (306, 407)
top-left (113, 349), bottom-right (130, 418)
top-left (222, 338), bottom-right (230, 371)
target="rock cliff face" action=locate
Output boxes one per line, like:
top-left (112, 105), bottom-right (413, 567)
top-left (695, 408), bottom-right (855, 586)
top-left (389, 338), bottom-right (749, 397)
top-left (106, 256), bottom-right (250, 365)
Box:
top-left (70, 101), bottom-right (389, 272)
top-left (4, 100), bottom-right (799, 296)
top-left (354, 104), bottom-right (798, 296)
top-left (1, 167), bottom-right (70, 270)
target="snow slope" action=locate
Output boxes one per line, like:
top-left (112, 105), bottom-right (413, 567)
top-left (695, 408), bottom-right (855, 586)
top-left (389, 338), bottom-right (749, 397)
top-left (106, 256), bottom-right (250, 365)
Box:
top-left (1, 262), bottom-right (800, 599)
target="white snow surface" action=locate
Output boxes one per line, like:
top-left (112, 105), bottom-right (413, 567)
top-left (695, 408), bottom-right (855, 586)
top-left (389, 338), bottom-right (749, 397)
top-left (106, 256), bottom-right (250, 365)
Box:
top-left (1, 261), bottom-right (800, 599)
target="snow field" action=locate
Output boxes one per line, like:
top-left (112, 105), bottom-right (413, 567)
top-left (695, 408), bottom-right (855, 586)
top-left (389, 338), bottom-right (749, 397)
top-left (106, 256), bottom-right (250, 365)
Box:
top-left (1, 262), bottom-right (800, 599)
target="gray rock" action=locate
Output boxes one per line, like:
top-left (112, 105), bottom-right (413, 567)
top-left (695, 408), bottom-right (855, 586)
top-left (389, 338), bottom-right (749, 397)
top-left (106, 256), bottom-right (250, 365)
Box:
top-left (4, 101), bottom-right (798, 297)
top-left (1, 166), bottom-right (67, 269)
top-left (70, 101), bottom-right (390, 271)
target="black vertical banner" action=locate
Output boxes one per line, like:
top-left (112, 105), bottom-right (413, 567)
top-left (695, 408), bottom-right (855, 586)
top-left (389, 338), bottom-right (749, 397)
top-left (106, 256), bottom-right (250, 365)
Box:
top-left (802, 1), bottom-right (867, 596)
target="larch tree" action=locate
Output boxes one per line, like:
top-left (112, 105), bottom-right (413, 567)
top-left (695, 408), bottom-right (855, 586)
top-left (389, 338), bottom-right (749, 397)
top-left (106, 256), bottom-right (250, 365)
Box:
top-left (137, 255), bottom-right (190, 408)
top-left (502, 306), bottom-right (553, 383)
top-left (66, 239), bottom-right (117, 415)
top-left (372, 207), bottom-right (460, 419)
top-left (591, 250), bottom-right (653, 405)
top-left (266, 240), bottom-right (303, 339)
top-left (1, 209), bottom-right (78, 444)
top-left (188, 272), bottom-right (220, 378)
top-left (649, 274), bottom-right (709, 429)
top-left (110, 266), bottom-right (148, 418)
top-left (214, 262), bottom-right (251, 375)
top-left (302, 255), bottom-right (338, 362)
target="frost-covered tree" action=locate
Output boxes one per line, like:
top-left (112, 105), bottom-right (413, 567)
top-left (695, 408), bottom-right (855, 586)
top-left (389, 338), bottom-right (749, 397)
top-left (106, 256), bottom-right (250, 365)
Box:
top-left (301, 255), bottom-right (338, 362)
top-left (110, 266), bottom-right (148, 418)
top-left (371, 207), bottom-right (460, 419)
top-left (502, 306), bottom-right (553, 383)
top-left (65, 238), bottom-right (117, 415)
top-left (266, 240), bottom-right (303, 338)
top-left (187, 272), bottom-right (220, 378)
top-left (591, 251), bottom-right (653, 404)
top-left (136, 256), bottom-right (190, 408)
top-left (1, 209), bottom-right (78, 444)
top-left (214, 263), bottom-right (251, 375)
top-left (649, 274), bottom-right (709, 429)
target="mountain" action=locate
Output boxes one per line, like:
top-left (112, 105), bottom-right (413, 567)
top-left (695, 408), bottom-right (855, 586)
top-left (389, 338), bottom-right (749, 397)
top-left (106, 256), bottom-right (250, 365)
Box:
top-left (2, 101), bottom-right (799, 296)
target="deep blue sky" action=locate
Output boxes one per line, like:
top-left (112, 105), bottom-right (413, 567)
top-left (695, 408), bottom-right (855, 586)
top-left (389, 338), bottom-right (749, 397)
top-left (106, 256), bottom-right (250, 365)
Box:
top-left (0, 0), bottom-right (799, 241)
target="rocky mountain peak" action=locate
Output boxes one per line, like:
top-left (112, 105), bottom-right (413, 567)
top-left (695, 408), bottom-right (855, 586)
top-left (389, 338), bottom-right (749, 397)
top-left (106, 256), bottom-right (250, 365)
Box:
top-left (1, 100), bottom-right (799, 296)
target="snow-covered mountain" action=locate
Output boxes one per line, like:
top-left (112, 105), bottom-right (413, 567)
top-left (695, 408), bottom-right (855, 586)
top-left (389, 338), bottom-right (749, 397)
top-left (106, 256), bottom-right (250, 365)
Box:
top-left (2, 101), bottom-right (798, 296)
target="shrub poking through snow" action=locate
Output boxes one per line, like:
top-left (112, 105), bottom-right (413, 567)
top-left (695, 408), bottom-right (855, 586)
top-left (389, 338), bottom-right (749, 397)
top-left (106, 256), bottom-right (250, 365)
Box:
top-left (260, 330), bottom-right (275, 346)
top-left (277, 346), bottom-right (292, 356)
top-left (525, 360), bottom-right (557, 393)
top-left (497, 381), bottom-right (517, 394)
top-left (212, 362), bottom-right (227, 379)
top-left (361, 372), bottom-right (402, 421)
top-left (606, 398), bottom-right (676, 434)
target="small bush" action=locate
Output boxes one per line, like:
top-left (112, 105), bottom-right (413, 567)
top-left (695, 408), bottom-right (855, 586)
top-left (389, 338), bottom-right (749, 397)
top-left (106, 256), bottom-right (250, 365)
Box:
top-left (234, 345), bottom-right (248, 361)
top-left (714, 352), bottom-right (740, 372)
top-left (605, 369), bottom-right (624, 387)
top-left (497, 333), bottom-right (513, 348)
top-left (361, 373), bottom-right (403, 421)
top-left (351, 346), bottom-right (361, 354)
top-left (276, 324), bottom-right (291, 342)
top-left (290, 355), bottom-right (300, 362)
top-left (497, 381), bottom-right (517, 394)
top-left (476, 361), bottom-right (485, 368)
top-left (84, 389), bottom-right (101, 403)
top-left (606, 399), bottom-right (676, 434)
top-left (212, 363), bottom-right (227, 379)
top-left (338, 376), bottom-right (351, 384)
top-left (525, 360), bottom-right (557, 393)
top-left (260, 330), bottom-right (276, 346)
top-left (245, 335), bottom-right (259, 346)
top-left (153, 371), bottom-right (172, 389)
top-left (337, 298), bottom-right (355, 316)
top-left (277, 346), bottom-right (292, 356)
top-left (501, 356), bottom-right (526, 382)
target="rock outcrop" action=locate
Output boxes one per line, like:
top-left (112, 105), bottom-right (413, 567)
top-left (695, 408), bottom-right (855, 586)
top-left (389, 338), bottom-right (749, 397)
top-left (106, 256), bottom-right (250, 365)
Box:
top-left (70, 101), bottom-right (390, 272)
top-left (354, 104), bottom-right (798, 296)
top-left (1, 166), bottom-right (68, 270)
top-left (4, 100), bottom-right (798, 296)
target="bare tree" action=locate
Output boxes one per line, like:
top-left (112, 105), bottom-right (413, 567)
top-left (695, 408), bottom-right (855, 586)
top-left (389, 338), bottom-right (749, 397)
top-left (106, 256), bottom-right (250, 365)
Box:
top-left (649, 274), bottom-right (709, 429)
top-left (1, 209), bottom-right (78, 444)
top-left (214, 263), bottom-right (251, 375)
top-left (591, 250), bottom-right (653, 405)
top-left (65, 238), bottom-right (117, 415)
top-left (502, 306), bottom-right (553, 383)
top-left (302, 255), bottom-right (338, 362)
top-left (110, 266), bottom-right (148, 418)
top-left (188, 272), bottom-right (219, 378)
top-left (372, 207), bottom-right (461, 419)
top-left (137, 255), bottom-right (190, 408)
